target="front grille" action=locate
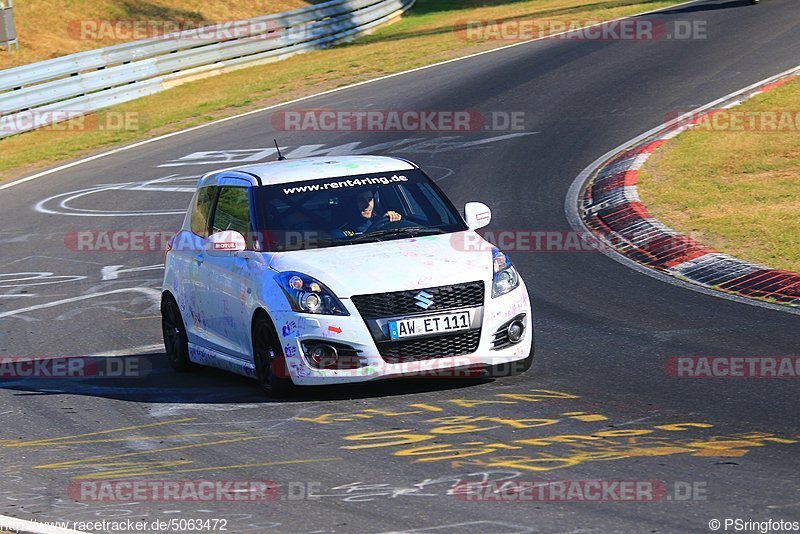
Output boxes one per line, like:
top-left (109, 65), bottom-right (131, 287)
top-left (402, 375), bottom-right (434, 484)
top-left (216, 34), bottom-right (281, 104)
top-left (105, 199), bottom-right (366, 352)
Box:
top-left (377, 330), bottom-right (481, 363)
top-left (492, 328), bottom-right (512, 350)
top-left (351, 281), bottom-right (485, 319)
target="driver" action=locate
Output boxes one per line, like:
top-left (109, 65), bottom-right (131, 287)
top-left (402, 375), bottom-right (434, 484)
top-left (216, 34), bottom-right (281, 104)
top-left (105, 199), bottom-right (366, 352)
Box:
top-left (339, 190), bottom-right (402, 235)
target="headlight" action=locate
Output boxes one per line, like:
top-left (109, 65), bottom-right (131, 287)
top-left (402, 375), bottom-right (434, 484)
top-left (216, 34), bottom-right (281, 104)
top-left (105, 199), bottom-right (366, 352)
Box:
top-left (275, 272), bottom-right (349, 316)
top-left (492, 248), bottom-right (520, 298)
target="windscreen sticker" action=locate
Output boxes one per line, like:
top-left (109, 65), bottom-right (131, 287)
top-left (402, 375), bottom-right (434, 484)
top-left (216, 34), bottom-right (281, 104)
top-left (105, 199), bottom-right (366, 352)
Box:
top-left (272, 171), bottom-right (424, 196)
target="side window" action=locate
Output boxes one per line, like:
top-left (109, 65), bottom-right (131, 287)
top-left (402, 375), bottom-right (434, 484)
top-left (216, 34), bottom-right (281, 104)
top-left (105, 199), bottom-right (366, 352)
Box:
top-left (191, 186), bottom-right (218, 238)
top-left (211, 186), bottom-right (252, 238)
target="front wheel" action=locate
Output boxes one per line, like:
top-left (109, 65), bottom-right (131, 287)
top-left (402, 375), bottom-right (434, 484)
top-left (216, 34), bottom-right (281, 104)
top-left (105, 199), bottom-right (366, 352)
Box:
top-left (253, 314), bottom-right (294, 397)
top-left (161, 295), bottom-right (192, 371)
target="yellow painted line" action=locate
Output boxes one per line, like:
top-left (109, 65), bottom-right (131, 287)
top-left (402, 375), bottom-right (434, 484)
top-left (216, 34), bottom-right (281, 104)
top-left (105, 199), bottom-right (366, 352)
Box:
top-left (1, 418), bottom-right (197, 447)
top-left (408, 403), bottom-right (444, 412)
top-left (76, 457), bottom-right (345, 479)
top-left (122, 315), bottom-right (161, 321)
top-left (3, 432), bottom-right (245, 447)
top-left (35, 436), bottom-right (261, 469)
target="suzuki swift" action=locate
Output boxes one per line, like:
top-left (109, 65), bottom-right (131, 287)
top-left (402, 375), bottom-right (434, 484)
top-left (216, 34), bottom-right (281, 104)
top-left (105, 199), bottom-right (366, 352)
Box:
top-left (161, 155), bottom-right (533, 396)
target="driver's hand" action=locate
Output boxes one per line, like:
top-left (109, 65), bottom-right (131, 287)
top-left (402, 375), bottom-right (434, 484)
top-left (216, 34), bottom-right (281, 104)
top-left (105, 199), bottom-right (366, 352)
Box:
top-left (385, 211), bottom-right (402, 222)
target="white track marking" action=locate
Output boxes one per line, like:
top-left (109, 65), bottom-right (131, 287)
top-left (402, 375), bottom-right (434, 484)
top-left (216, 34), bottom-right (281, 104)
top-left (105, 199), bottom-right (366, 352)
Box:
top-left (88, 344), bottom-right (165, 357)
top-left (0, 272), bottom-right (86, 288)
top-left (34, 176), bottom-right (196, 217)
top-left (0, 0), bottom-right (702, 192)
top-left (565, 64), bottom-right (800, 317)
top-left (101, 264), bottom-right (164, 281)
top-left (0, 288), bottom-right (161, 320)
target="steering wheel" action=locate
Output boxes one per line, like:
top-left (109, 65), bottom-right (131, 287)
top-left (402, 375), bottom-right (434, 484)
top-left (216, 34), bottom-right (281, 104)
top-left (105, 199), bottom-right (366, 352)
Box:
top-left (364, 215), bottom-right (392, 232)
top-left (365, 216), bottom-right (418, 232)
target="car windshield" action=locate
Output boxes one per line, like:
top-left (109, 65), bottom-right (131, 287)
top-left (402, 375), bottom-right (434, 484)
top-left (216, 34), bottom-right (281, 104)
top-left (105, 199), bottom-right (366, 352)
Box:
top-left (254, 169), bottom-right (467, 251)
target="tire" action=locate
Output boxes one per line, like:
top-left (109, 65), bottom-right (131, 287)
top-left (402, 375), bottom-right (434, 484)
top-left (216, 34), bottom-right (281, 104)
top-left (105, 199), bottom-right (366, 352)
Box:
top-left (252, 313), bottom-right (294, 398)
top-left (161, 294), bottom-right (192, 371)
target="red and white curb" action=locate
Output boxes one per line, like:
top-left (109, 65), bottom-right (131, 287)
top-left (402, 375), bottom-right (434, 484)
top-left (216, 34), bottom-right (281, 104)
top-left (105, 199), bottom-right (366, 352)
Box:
top-left (569, 64), bottom-right (800, 309)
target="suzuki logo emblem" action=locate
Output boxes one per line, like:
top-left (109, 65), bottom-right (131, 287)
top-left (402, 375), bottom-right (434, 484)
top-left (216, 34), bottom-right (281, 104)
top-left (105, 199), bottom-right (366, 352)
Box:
top-left (414, 291), bottom-right (435, 310)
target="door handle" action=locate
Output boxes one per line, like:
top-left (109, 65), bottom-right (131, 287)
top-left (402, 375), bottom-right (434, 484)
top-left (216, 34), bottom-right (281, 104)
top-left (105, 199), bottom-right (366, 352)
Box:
top-left (194, 253), bottom-right (204, 264)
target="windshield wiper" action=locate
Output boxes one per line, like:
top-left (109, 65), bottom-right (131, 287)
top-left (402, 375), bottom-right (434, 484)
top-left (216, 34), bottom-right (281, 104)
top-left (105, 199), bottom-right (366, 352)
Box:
top-left (345, 227), bottom-right (445, 243)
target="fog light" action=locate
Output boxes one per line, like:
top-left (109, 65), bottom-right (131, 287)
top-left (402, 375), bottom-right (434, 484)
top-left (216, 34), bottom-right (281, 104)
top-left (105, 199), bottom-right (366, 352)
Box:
top-left (308, 344), bottom-right (338, 368)
top-left (507, 320), bottom-right (525, 343)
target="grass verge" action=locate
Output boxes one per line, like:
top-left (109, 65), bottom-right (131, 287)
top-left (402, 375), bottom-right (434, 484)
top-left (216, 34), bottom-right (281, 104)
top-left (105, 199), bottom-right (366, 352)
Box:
top-left (0, 0), bottom-right (309, 69)
top-left (0, 0), bottom-right (677, 182)
top-left (638, 77), bottom-right (800, 273)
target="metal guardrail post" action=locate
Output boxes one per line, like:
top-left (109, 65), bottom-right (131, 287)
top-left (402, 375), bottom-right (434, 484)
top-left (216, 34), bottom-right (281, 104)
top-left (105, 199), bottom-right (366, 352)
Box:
top-left (0, 0), bottom-right (17, 51)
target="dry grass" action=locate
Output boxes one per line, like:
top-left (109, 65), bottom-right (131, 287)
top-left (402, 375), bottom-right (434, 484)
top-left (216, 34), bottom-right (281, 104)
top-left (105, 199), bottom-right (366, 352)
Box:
top-left (0, 0), bottom-right (677, 180)
top-left (0, 0), bottom-right (309, 69)
top-left (638, 78), bottom-right (800, 272)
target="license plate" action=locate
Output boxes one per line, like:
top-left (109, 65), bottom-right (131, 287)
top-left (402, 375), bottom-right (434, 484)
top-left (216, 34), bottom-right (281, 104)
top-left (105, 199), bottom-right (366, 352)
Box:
top-left (389, 311), bottom-right (471, 340)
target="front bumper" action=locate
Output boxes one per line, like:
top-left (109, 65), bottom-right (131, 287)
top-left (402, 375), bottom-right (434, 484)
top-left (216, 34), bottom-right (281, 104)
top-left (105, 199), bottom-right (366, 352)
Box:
top-left (272, 279), bottom-right (533, 386)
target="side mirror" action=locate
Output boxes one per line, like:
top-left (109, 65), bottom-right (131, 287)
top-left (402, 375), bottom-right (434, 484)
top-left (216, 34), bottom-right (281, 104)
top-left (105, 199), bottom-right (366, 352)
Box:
top-left (464, 202), bottom-right (492, 230)
top-left (207, 230), bottom-right (247, 256)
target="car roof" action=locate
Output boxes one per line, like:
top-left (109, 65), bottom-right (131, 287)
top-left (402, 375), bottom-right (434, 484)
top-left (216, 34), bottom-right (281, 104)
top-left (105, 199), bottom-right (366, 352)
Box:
top-left (197, 155), bottom-right (418, 188)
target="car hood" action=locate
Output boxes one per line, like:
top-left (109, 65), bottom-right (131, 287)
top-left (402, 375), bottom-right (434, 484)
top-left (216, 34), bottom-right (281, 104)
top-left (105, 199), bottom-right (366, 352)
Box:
top-left (268, 231), bottom-right (493, 297)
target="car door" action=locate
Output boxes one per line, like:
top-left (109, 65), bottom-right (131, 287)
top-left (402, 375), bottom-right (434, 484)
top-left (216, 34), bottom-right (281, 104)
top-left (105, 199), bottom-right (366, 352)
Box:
top-left (177, 185), bottom-right (218, 346)
top-left (201, 179), bottom-right (257, 359)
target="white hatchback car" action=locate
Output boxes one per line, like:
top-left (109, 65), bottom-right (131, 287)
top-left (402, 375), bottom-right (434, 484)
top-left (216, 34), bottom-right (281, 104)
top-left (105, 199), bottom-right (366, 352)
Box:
top-left (162, 155), bottom-right (533, 396)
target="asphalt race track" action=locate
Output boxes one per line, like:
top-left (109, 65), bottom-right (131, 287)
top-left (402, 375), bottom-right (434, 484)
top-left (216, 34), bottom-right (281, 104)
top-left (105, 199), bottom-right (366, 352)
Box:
top-left (1, 0), bottom-right (799, 532)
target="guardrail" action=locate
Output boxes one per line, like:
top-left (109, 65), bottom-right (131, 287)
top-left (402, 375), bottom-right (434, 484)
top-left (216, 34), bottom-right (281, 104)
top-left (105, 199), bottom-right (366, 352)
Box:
top-left (0, 0), bottom-right (414, 139)
top-left (0, 0), bottom-right (17, 52)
